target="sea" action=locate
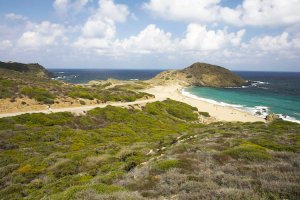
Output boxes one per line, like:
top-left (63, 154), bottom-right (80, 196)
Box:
top-left (49, 69), bottom-right (164, 83)
top-left (49, 69), bottom-right (300, 123)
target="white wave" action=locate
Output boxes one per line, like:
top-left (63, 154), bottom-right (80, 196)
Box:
top-left (181, 89), bottom-right (244, 108)
top-left (277, 114), bottom-right (300, 123)
top-left (181, 88), bottom-right (300, 124)
top-left (57, 72), bottom-right (65, 74)
top-left (224, 80), bottom-right (269, 89)
top-left (252, 80), bottom-right (269, 84)
top-left (54, 76), bottom-right (65, 79)
top-left (250, 80), bottom-right (270, 87)
top-left (245, 106), bottom-right (269, 118)
top-left (130, 79), bottom-right (139, 81)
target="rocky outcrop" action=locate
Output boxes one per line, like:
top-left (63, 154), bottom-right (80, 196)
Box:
top-left (0, 61), bottom-right (54, 78)
top-left (265, 113), bottom-right (280, 122)
top-left (154, 62), bottom-right (246, 87)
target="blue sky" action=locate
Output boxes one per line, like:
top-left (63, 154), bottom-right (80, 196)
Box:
top-left (0, 0), bottom-right (299, 71)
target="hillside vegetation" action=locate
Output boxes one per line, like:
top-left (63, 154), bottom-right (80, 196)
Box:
top-left (0, 62), bottom-right (153, 105)
top-left (0, 99), bottom-right (299, 199)
top-left (154, 62), bottom-right (246, 87)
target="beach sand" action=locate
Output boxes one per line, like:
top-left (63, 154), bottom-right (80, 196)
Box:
top-left (143, 83), bottom-right (265, 123)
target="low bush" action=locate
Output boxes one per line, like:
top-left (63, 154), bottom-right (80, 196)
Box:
top-left (223, 143), bottom-right (272, 161)
top-left (154, 159), bottom-right (181, 171)
top-left (199, 111), bottom-right (210, 117)
top-left (21, 87), bottom-right (55, 104)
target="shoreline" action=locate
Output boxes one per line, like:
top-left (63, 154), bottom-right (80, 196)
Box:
top-left (143, 83), bottom-right (265, 123)
top-left (0, 82), bottom-right (266, 123)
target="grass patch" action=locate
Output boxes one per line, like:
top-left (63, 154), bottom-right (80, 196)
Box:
top-left (223, 143), bottom-right (272, 161)
top-left (198, 111), bottom-right (210, 117)
top-left (21, 87), bottom-right (56, 104)
top-left (154, 159), bottom-right (181, 171)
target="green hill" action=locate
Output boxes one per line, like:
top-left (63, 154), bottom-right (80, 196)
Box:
top-left (0, 61), bottom-right (152, 105)
top-left (155, 62), bottom-right (246, 87)
top-left (0, 61), bottom-right (54, 78)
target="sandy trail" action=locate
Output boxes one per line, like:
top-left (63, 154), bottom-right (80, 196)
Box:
top-left (0, 98), bottom-right (164, 118)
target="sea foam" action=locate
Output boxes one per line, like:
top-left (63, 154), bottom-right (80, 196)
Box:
top-left (181, 88), bottom-right (300, 124)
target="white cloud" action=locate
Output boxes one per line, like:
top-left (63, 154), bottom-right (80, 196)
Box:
top-left (234, 0), bottom-right (300, 26)
top-left (243, 32), bottom-right (300, 52)
top-left (82, 17), bottom-right (115, 38)
top-left (53, 0), bottom-right (89, 17)
top-left (80, 0), bottom-right (130, 39)
top-left (73, 37), bottom-right (112, 49)
top-left (116, 24), bottom-right (174, 54)
top-left (75, 23), bottom-right (246, 56)
top-left (144, 0), bottom-right (300, 26)
top-left (0, 40), bottom-right (12, 50)
top-left (179, 24), bottom-right (245, 51)
top-left (96, 0), bottom-right (129, 22)
top-left (5, 13), bottom-right (28, 21)
top-left (144, 0), bottom-right (220, 23)
top-left (17, 21), bottom-right (67, 50)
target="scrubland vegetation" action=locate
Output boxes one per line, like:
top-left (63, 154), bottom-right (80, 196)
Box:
top-left (0, 69), bottom-right (152, 104)
top-left (0, 99), bottom-right (299, 199)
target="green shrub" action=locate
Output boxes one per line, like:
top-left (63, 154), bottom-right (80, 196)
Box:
top-left (51, 184), bottom-right (124, 200)
top-left (69, 86), bottom-right (95, 100)
top-left (79, 100), bottom-right (86, 105)
top-left (21, 87), bottom-right (55, 104)
top-left (15, 112), bottom-right (73, 126)
top-left (0, 79), bottom-right (16, 98)
top-left (50, 159), bottom-right (79, 178)
top-left (223, 143), bottom-right (272, 161)
top-left (199, 111), bottom-right (210, 117)
top-left (154, 159), bottom-right (181, 171)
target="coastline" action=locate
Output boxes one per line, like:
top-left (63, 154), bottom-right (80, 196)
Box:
top-left (143, 83), bottom-right (265, 123)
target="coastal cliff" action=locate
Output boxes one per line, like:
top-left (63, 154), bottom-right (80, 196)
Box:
top-left (154, 62), bottom-right (246, 87)
top-left (0, 61), bottom-right (54, 78)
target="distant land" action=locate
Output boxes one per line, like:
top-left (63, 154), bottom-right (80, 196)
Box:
top-left (154, 62), bottom-right (246, 87)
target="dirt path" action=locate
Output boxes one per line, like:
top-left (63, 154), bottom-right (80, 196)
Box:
top-left (0, 98), bottom-right (165, 118)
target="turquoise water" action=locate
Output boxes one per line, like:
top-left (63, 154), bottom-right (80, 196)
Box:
top-left (184, 71), bottom-right (300, 123)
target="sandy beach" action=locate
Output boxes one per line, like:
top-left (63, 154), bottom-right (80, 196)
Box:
top-left (143, 83), bottom-right (265, 123)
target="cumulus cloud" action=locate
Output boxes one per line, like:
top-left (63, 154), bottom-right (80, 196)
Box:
top-left (179, 24), bottom-right (245, 51)
top-left (144, 0), bottom-right (300, 26)
top-left (5, 13), bottom-right (28, 21)
top-left (0, 40), bottom-right (12, 50)
top-left (1, 0), bottom-right (299, 70)
top-left (116, 24), bottom-right (174, 54)
top-left (53, 0), bottom-right (89, 17)
top-left (17, 21), bottom-right (67, 50)
top-left (78, 0), bottom-right (130, 44)
top-left (75, 22), bottom-right (246, 56)
top-left (242, 32), bottom-right (300, 58)
top-left (143, 0), bottom-right (220, 23)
